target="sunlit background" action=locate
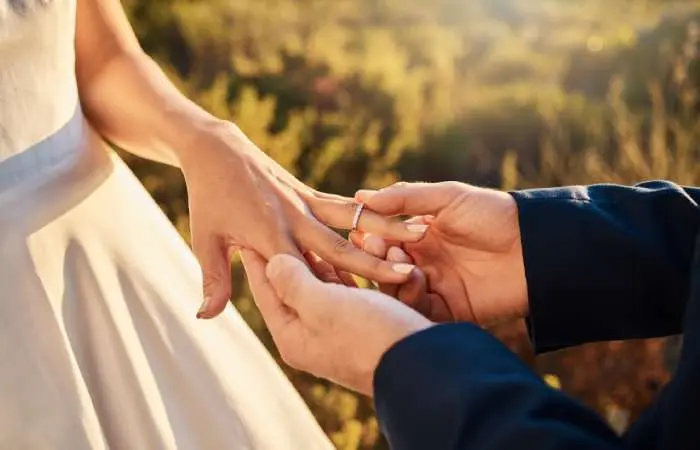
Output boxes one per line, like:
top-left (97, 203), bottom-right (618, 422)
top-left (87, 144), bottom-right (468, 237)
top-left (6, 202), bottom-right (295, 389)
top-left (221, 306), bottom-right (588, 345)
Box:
top-left (121, 0), bottom-right (699, 447)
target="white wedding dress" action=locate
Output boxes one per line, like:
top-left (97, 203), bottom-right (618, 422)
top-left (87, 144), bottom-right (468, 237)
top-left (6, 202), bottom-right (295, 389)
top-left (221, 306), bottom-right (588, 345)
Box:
top-left (0, 1), bottom-right (332, 449)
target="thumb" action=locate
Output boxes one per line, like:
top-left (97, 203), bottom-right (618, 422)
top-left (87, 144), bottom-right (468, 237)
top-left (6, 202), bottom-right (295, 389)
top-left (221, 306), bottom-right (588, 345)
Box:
top-left (355, 181), bottom-right (468, 216)
top-left (192, 231), bottom-right (232, 320)
top-left (266, 254), bottom-right (326, 314)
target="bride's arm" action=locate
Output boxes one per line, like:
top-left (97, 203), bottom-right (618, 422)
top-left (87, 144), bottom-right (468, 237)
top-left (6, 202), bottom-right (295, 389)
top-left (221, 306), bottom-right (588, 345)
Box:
top-left (75, 0), bottom-right (216, 166)
top-left (73, 0), bottom-right (426, 319)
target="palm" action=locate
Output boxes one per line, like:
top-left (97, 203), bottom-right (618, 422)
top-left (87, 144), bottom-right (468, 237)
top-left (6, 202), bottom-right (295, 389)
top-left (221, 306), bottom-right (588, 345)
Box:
top-left (402, 190), bottom-right (524, 325)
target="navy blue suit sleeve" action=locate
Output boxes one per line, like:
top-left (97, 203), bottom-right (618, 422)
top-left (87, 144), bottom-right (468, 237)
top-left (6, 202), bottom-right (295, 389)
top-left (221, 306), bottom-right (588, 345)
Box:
top-left (374, 324), bottom-right (622, 450)
top-left (510, 181), bottom-right (700, 353)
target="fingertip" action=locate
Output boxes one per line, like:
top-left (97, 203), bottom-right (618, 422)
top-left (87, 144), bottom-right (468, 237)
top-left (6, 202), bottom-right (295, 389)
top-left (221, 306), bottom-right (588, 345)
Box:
top-left (362, 234), bottom-right (388, 258)
top-left (349, 258), bottom-right (413, 284)
top-left (265, 254), bottom-right (299, 281)
top-left (405, 223), bottom-right (429, 237)
top-left (314, 223), bottom-right (412, 284)
top-left (400, 224), bottom-right (430, 243)
top-left (267, 253), bottom-right (322, 305)
top-left (348, 231), bottom-right (364, 248)
top-left (199, 270), bottom-right (233, 320)
top-left (374, 220), bottom-right (428, 244)
top-left (202, 296), bottom-right (231, 319)
top-left (387, 246), bottom-right (412, 263)
top-left (398, 267), bottom-right (428, 310)
top-left (391, 262), bottom-right (415, 277)
top-left (196, 292), bottom-right (231, 320)
top-left (196, 296), bottom-right (211, 319)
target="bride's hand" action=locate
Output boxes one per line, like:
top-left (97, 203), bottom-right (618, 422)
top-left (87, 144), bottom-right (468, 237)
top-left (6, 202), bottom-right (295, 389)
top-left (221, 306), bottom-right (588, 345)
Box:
top-left (178, 122), bottom-right (427, 319)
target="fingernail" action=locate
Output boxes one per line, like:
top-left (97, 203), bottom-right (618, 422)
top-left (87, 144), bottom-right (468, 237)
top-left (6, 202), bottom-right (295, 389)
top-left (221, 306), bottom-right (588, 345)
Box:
top-left (387, 246), bottom-right (408, 262)
top-left (355, 190), bottom-right (377, 201)
top-left (406, 224), bottom-right (429, 235)
top-left (392, 263), bottom-right (415, 274)
top-left (196, 297), bottom-right (210, 319)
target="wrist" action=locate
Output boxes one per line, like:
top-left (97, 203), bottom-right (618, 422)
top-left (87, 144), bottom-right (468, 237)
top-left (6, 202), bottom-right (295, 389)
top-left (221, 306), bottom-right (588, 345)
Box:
top-left (174, 119), bottom-right (252, 170)
top-left (491, 191), bottom-right (529, 321)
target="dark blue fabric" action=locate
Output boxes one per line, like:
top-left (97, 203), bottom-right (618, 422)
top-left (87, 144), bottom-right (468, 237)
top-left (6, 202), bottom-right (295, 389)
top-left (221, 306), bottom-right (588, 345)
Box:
top-left (513, 181), bottom-right (700, 353)
top-left (374, 181), bottom-right (700, 449)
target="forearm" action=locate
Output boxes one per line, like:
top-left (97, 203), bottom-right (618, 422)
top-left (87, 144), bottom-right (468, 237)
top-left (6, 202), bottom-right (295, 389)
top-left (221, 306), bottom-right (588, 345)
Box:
top-left (77, 50), bottom-right (225, 167)
top-left (374, 324), bottom-right (621, 449)
top-left (511, 181), bottom-right (700, 353)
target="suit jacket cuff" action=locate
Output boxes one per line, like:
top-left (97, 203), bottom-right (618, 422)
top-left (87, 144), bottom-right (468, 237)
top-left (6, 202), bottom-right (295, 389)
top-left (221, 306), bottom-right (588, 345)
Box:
top-left (373, 323), bottom-right (620, 449)
top-left (510, 183), bottom-right (696, 353)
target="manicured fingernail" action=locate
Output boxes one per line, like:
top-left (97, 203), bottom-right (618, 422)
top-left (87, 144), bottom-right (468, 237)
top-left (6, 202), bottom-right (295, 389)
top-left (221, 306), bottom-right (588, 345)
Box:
top-left (406, 224), bottom-right (429, 235)
top-left (196, 297), bottom-right (210, 319)
top-left (355, 190), bottom-right (377, 201)
top-left (392, 263), bottom-right (415, 274)
top-left (387, 246), bottom-right (408, 262)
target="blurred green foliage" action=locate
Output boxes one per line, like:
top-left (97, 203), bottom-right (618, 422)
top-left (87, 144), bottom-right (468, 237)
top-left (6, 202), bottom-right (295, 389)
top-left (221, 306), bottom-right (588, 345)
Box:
top-left (121, 0), bottom-right (700, 447)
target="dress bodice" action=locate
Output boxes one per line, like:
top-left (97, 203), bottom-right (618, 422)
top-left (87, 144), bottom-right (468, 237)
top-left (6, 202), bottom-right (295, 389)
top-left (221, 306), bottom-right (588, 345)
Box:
top-left (0, 0), bottom-right (81, 167)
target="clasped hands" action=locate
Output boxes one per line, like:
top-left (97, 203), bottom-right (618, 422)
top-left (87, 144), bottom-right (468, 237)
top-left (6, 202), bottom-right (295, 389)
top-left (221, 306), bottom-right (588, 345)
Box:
top-left (241, 181), bottom-right (530, 396)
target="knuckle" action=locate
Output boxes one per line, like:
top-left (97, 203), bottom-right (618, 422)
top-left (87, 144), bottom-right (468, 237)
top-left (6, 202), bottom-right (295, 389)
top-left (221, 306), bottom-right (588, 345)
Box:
top-left (443, 181), bottom-right (467, 196)
top-left (332, 237), bottom-right (353, 255)
top-left (387, 181), bottom-right (408, 191)
top-left (368, 255), bottom-right (386, 273)
top-left (288, 211), bottom-right (312, 235)
top-left (344, 201), bottom-right (358, 216)
top-left (280, 347), bottom-right (303, 369)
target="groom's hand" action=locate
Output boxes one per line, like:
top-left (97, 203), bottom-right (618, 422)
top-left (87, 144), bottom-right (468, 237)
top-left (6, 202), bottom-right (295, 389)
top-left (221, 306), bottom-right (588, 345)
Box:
top-left (241, 250), bottom-right (433, 396)
top-left (353, 182), bottom-right (527, 325)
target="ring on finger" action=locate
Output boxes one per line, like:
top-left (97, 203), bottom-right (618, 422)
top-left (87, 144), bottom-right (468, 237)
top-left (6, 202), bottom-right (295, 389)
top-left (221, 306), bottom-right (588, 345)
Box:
top-left (351, 202), bottom-right (365, 232)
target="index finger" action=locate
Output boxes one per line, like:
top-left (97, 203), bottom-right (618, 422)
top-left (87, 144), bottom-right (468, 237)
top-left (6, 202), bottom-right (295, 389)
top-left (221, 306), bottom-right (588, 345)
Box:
top-left (355, 181), bottom-right (468, 216)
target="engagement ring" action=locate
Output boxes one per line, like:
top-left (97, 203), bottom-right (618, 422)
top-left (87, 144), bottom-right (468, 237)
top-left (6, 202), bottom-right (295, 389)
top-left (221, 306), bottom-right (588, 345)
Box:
top-left (351, 203), bottom-right (365, 232)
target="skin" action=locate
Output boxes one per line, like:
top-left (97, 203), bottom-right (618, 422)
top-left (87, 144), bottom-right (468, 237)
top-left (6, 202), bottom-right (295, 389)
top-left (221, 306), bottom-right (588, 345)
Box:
top-left (74, 0), bottom-right (426, 319)
top-left (353, 181), bottom-right (529, 325)
top-left (241, 181), bottom-right (531, 397)
top-left (241, 251), bottom-right (433, 396)
top-left (355, 233), bottom-right (440, 318)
